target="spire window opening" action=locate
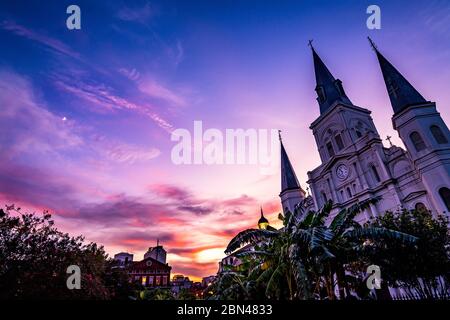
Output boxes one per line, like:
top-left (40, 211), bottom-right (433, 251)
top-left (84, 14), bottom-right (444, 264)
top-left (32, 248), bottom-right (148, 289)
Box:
top-left (334, 80), bottom-right (345, 96)
top-left (410, 131), bottom-right (426, 152)
top-left (316, 86), bottom-right (326, 103)
top-left (430, 125), bottom-right (448, 144)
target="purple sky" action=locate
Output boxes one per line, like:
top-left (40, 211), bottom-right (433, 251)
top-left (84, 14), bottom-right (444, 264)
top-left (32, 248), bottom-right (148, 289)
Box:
top-left (0, 0), bottom-right (449, 280)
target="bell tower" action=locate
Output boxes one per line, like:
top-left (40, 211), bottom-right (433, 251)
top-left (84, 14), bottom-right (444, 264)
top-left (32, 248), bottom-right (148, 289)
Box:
top-left (370, 37), bottom-right (450, 214)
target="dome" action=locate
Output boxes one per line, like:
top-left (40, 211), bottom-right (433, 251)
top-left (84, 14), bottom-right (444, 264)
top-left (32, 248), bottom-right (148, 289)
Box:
top-left (258, 215), bottom-right (268, 224)
top-left (258, 207), bottom-right (269, 229)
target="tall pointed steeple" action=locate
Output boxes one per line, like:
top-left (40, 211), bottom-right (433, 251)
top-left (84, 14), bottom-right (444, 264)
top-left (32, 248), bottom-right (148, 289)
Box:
top-left (310, 41), bottom-right (352, 114)
top-left (368, 37), bottom-right (428, 114)
top-left (279, 131), bottom-right (301, 193)
top-left (278, 131), bottom-right (306, 214)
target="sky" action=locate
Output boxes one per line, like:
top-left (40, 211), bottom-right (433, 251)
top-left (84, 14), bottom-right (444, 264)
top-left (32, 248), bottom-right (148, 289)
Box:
top-left (0, 0), bottom-right (449, 281)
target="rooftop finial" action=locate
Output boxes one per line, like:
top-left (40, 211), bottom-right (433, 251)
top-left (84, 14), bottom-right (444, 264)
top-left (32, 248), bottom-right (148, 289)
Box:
top-left (368, 36), bottom-right (378, 51)
top-left (278, 129), bottom-right (282, 142)
top-left (308, 39), bottom-right (314, 50)
top-left (260, 206), bottom-right (264, 217)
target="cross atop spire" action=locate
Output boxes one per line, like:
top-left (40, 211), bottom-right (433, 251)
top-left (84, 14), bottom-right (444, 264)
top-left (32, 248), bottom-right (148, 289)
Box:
top-left (386, 135), bottom-right (393, 147)
top-left (308, 39), bottom-right (314, 49)
top-left (369, 38), bottom-right (429, 114)
top-left (311, 43), bottom-right (352, 114)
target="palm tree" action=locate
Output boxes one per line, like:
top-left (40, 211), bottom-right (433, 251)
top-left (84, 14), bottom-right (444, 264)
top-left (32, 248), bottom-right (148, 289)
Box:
top-left (224, 197), bottom-right (418, 300)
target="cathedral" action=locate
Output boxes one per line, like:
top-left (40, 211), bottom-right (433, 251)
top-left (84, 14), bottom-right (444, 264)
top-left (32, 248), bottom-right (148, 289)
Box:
top-left (278, 38), bottom-right (450, 223)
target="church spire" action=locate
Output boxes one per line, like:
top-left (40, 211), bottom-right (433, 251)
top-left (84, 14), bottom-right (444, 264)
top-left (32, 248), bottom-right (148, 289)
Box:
top-left (368, 37), bottom-right (428, 114)
top-left (310, 41), bottom-right (352, 114)
top-left (279, 131), bottom-right (302, 194)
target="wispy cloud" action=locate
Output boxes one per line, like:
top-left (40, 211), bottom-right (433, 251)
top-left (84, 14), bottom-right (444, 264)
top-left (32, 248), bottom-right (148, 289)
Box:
top-left (0, 69), bottom-right (83, 157)
top-left (138, 78), bottom-right (187, 107)
top-left (53, 75), bottom-right (174, 133)
top-left (92, 134), bottom-right (161, 164)
top-left (118, 67), bottom-right (141, 81)
top-left (117, 2), bottom-right (156, 25)
top-left (421, 0), bottom-right (450, 37)
top-left (0, 20), bottom-right (82, 61)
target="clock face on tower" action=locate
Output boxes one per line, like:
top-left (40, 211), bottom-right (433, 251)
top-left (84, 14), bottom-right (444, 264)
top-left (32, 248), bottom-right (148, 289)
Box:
top-left (336, 164), bottom-right (349, 180)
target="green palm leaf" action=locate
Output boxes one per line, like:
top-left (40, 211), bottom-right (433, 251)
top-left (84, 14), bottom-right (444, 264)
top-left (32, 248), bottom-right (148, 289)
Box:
top-left (225, 228), bottom-right (279, 254)
top-left (343, 227), bottom-right (418, 244)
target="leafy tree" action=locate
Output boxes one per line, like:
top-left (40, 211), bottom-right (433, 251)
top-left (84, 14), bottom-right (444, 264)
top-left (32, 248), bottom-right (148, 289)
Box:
top-left (0, 205), bottom-right (131, 299)
top-left (177, 288), bottom-right (197, 300)
top-left (362, 208), bottom-right (450, 299)
top-left (140, 288), bottom-right (174, 300)
top-left (220, 197), bottom-right (417, 300)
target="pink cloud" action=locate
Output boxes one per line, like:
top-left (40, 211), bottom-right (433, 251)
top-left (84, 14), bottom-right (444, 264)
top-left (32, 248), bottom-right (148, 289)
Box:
top-left (54, 76), bottom-right (174, 133)
top-left (138, 78), bottom-right (187, 107)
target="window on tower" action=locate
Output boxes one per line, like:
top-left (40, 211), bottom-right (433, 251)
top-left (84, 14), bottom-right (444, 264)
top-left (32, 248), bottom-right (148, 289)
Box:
top-left (321, 192), bottom-right (327, 203)
top-left (439, 187), bottom-right (450, 211)
top-left (410, 131), bottom-right (426, 152)
top-left (326, 141), bottom-right (335, 157)
top-left (346, 187), bottom-right (352, 198)
top-left (430, 125), bottom-right (448, 144)
top-left (371, 165), bottom-right (381, 183)
top-left (335, 134), bottom-right (344, 150)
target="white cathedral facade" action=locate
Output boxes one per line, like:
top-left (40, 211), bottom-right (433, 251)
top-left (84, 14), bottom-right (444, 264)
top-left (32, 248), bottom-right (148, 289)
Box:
top-left (279, 39), bottom-right (450, 223)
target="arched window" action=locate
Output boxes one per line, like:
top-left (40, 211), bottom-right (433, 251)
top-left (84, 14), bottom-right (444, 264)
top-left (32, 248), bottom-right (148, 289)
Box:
top-left (321, 192), bottom-right (327, 203)
top-left (430, 125), bottom-right (448, 144)
top-left (335, 134), bottom-right (344, 150)
top-left (326, 141), bottom-right (335, 157)
top-left (346, 187), bottom-right (352, 198)
top-left (410, 131), bottom-right (426, 152)
top-left (340, 190), bottom-right (344, 202)
top-left (439, 187), bottom-right (450, 211)
top-left (371, 165), bottom-right (381, 183)
top-left (415, 202), bottom-right (427, 213)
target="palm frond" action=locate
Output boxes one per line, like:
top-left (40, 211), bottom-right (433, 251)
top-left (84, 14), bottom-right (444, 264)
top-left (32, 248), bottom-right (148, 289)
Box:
top-left (289, 244), bottom-right (313, 299)
top-left (225, 228), bottom-right (279, 254)
top-left (330, 197), bottom-right (381, 235)
top-left (234, 250), bottom-right (274, 259)
top-left (311, 200), bottom-right (333, 227)
top-left (265, 263), bottom-right (286, 297)
top-left (343, 227), bottom-right (418, 244)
